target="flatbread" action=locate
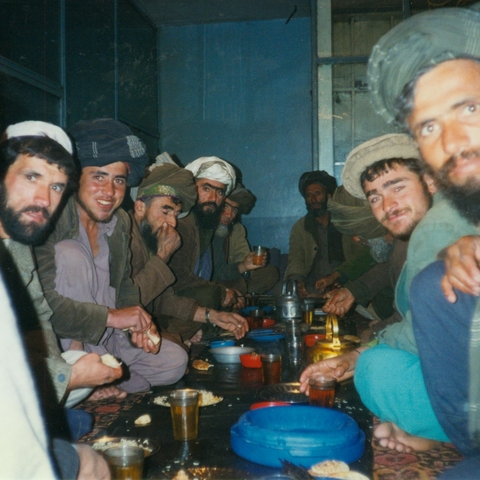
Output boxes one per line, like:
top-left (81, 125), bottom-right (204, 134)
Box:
top-left (329, 472), bottom-right (369, 480)
top-left (100, 354), bottom-right (122, 368)
top-left (309, 460), bottom-right (349, 476)
top-left (192, 359), bottom-right (214, 371)
top-left (134, 414), bottom-right (151, 426)
top-left (153, 390), bottom-right (223, 407)
top-left (146, 328), bottom-right (161, 346)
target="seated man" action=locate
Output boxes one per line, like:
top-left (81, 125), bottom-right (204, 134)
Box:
top-left (0, 121), bottom-right (111, 478)
top-left (130, 160), bottom-right (248, 343)
top-left (35, 118), bottom-right (188, 396)
top-left (212, 183), bottom-right (280, 295)
top-left (367, 4), bottom-right (480, 475)
top-left (300, 134), bottom-right (476, 453)
top-left (169, 157), bottom-right (246, 324)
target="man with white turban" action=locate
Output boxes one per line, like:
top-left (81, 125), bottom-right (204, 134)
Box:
top-left (168, 156), bottom-right (248, 340)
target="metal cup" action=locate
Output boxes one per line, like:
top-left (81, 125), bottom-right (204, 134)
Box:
top-left (104, 445), bottom-right (144, 480)
top-left (169, 389), bottom-right (200, 440)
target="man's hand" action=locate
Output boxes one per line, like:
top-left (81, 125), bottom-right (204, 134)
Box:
top-left (441, 235), bottom-right (480, 302)
top-left (296, 281), bottom-right (308, 298)
top-left (222, 288), bottom-right (238, 308)
top-left (322, 288), bottom-right (355, 316)
top-left (68, 353), bottom-right (122, 390)
top-left (210, 310), bottom-right (249, 339)
top-left (315, 272), bottom-right (340, 293)
top-left (299, 348), bottom-right (365, 395)
top-left (156, 222), bottom-right (181, 262)
top-left (75, 444), bottom-right (110, 480)
top-left (131, 323), bottom-right (161, 354)
top-left (239, 251), bottom-right (266, 272)
top-left (232, 288), bottom-right (246, 309)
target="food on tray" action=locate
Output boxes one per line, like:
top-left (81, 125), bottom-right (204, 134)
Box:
top-left (91, 437), bottom-right (155, 456)
top-left (146, 328), bottom-right (161, 346)
top-left (191, 359), bottom-right (214, 371)
top-left (308, 460), bottom-right (368, 479)
top-left (100, 354), bottom-right (121, 368)
top-left (134, 414), bottom-right (151, 426)
top-left (308, 460), bottom-right (349, 476)
top-left (153, 390), bottom-right (223, 407)
top-left (172, 470), bottom-right (189, 480)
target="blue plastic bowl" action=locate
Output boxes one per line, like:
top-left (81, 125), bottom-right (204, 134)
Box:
top-left (209, 339), bottom-right (235, 349)
top-left (231, 406), bottom-right (365, 468)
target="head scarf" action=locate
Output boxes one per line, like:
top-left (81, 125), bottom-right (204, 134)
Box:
top-left (328, 186), bottom-right (386, 240)
top-left (136, 163), bottom-right (197, 219)
top-left (227, 183), bottom-right (256, 215)
top-left (5, 121), bottom-right (73, 154)
top-left (342, 134), bottom-right (420, 199)
top-left (298, 170), bottom-right (337, 197)
top-left (368, 4), bottom-right (480, 124)
top-left (68, 118), bottom-right (149, 186)
top-left (185, 156), bottom-right (236, 195)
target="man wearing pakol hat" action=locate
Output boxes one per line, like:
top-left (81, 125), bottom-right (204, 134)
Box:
top-left (285, 170), bottom-right (346, 297)
top-left (0, 121), bottom-right (111, 479)
top-left (168, 156), bottom-right (249, 339)
top-left (35, 118), bottom-right (188, 398)
top-left (299, 134), bottom-right (479, 457)
top-left (130, 156), bottom-right (248, 343)
top-left (212, 183), bottom-right (280, 295)
top-left (367, 3), bottom-right (480, 475)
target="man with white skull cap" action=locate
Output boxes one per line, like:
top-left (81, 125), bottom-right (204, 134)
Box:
top-left (169, 156), bottom-right (248, 340)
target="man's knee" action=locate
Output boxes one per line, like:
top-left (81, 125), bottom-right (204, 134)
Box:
top-left (411, 260), bottom-right (445, 308)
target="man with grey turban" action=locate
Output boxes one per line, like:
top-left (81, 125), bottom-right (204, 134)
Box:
top-left (130, 160), bottom-right (248, 343)
top-left (35, 118), bottom-right (188, 398)
top-left (366, 4), bottom-right (480, 475)
top-left (168, 156), bottom-right (249, 339)
top-left (212, 183), bottom-right (280, 296)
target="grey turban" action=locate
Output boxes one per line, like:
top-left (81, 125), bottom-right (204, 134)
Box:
top-left (368, 4), bottom-right (480, 124)
top-left (228, 183), bottom-right (256, 215)
top-left (185, 156), bottom-right (236, 195)
top-left (328, 186), bottom-right (386, 240)
top-left (68, 118), bottom-right (149, 187)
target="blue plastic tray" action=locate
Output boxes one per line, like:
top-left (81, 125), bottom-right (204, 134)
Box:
top-left (231, 406), bottom-right (365, 468)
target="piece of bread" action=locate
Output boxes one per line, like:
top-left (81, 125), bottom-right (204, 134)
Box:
top-left (308, 460), bottom-right (350, 476)
top-left (146, 328), bottom-right (161, 346)
top-left (134, 414), bottom-right (151, 426)
top-left (100, 353), bottom-right (122, 368)
top-left (192, 359), bottom-right (214, 371)
top-left (329, 472), bottom-right (370, 480)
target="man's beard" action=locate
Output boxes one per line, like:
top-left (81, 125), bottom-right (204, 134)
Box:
top-left (75, 193), bottom-right (116, 224)
top-left (0, 184), bottom-right (52, 246)
top-left (215, 222), bottom-right (232, 238)
top-left (367, 236), bottom-right (394, 263)
top-left (306, 200), bottom-right (328, 217)
top-left (435, 153), bottom-right (480, 225)
top-left (140, 220), bottom-right (158, 254)
top-left (194, 202), bottom-right (221, 230)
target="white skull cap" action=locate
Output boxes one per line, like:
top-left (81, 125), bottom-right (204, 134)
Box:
top-left (5, 121), bottom-right (73, 154)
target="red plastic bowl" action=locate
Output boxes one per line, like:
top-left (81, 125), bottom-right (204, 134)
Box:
top-left (240, 353), bottom-right (262, 368)
top-left (304, 333), bottom-right (326, 348)
top-left (262, 318), bottom-right (276, 328)
top-left (250, 401), bottom-right (292, 410)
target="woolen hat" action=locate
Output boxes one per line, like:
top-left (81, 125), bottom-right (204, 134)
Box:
top-left (298, 170), bottom-right (337, 197)
top-left (342, 134), bottom-right (420, 199)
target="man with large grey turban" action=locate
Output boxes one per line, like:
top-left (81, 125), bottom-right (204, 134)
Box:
top-left (168, 156), bottom-right (248, 340)
top-left (363, 4), bottom-right (480, 476)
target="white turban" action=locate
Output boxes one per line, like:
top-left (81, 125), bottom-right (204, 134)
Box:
top-left (6, 121), bottom-right (73, 154)
top-left (185, 156), bottom-right (236, 196)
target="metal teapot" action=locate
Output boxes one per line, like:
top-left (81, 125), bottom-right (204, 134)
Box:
top-left (276, 280), bottom-right (302, 320)
top-left (306, 314), bottom-right (360, 364)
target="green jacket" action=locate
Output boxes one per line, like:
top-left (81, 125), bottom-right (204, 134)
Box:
top-left (35, 197), bottom-right (140, 345)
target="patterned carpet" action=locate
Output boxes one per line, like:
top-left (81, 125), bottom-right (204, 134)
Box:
top-left (78, 396), bottom-right (465, 479)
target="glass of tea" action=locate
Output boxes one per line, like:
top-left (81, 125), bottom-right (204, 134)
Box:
top-left (104, 445), bottom-right (144, 480)
top-left (252, 246), bottom-right (267, 266)
top-left (260, 353), bottom-right (282, 385)
top-left (250, 308), bottom-right (264, 330)
top-left (169, 389), bottom-right (200, 440)
top-left (309, 373), bottom-right (337, 408)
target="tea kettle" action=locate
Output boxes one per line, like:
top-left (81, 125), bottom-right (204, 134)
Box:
top-left (276, 280), bottom-right (302, 320)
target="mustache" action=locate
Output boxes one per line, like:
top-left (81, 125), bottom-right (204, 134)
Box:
top-left (443, 149), bottom-right (480, 174)
top-left (21, 205), bottom-right (50, 220)
top-left (383, 209), bottom-right (407, 222)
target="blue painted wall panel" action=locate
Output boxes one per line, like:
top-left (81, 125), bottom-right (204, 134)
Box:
top-left (159, 18), bottom-right (312, 253)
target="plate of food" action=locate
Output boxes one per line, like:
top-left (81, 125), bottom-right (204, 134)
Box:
top-left (153, 390), bottom-right (223, 407)
top-left (89, 436), bottom-right (160, 457)
top-left (258, 382), bottom-right (309, 404)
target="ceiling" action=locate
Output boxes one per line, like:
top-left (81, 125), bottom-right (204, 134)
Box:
top-left (130, 0), bottom-right (476, 27)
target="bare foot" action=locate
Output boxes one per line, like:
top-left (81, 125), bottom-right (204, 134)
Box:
top-left (88, 385), bottom-right (127, 401)
top-left (190, 330), bottom-right (203, 344)
top-left (374, 422), bottom-right (441, 453)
